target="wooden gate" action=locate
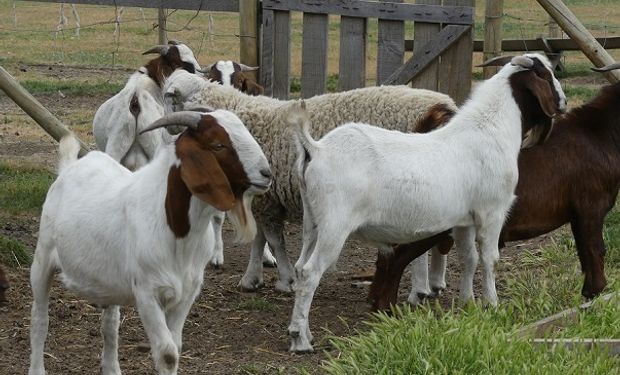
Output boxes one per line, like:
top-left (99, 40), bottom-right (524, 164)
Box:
top-left (260, 0), bottom-right (475, 104)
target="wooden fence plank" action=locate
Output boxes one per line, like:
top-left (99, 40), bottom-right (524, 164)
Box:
top-left (339, 16), bottom-right (367, 91)
top-left (263, 0), bottom-right (473, 25)
top-left (376, 0), bottom-right (404, 85)
top-left (301, 13), bottom-right (329, 98)
top-left (529, 339), bottom-right (620, 356)
top-left (410, 0), bottom-right (441, 90)
top-left (260, 9), bottom-right (275, 96)
top-left (438, 0), bottom-right (474, 105)
top-left (406, 36), bottom-right (620, 52)
top-left (383, 25), bottom-right (470, 86)
top-left (240, 0), bottom-right (260, 82)
top-left (21, 0), bottom-right (239, 11)
top-left (273, 11), bottom-right (291, 99)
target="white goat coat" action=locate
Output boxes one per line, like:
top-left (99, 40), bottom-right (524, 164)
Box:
top-left (93, 70), bottom-right (170, 170)
top-left (42, 146), bottom-right (214, 307)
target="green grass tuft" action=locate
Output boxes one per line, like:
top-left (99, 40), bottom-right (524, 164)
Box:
top-left (0, 235), bottom-right (32, 268)
top-left (237, 297), bottom-right (276, 312)
top-left (21, 80), bottom-right (124, 96)
top-left (0, 162), bottom-right (55, 215)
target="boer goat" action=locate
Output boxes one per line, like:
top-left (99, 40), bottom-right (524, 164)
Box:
top-left (287, 53), bottom-right (566, 352)
top-left (93, 40), bottom-right (202, 171)
top-left (370, 62), bottom-right (620, 311)
top-left (201, 60), bottom-right (264, 96)
top-left (29, 111), bottom-right (271, 375)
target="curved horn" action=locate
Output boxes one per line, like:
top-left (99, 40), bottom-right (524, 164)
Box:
top-left (185, 105), bottom-right (215, 113)
top-left (167, 39), bottom-right (181, 46)
top-left (477, 55), bottom-right (515, 67)
top-left (591, 62), bottom-right (620, 72)
top-left (197, 63), bottom-right (215, 73)
top-left (239, 64), bottom-right (259, 72)
top-left (511, 55), bottom-right (534, 69)
top-left (140, 111), bottom-right (203, 134)
top-left (142, 45), bottom-right (169, 56)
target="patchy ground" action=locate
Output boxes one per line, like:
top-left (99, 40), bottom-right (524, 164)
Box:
top-left (0, 63), bottom-right (561, 374)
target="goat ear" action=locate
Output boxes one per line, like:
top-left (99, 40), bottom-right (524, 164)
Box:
top-left (243, 79), bottom-right (264, 96)
top-left (524, 73), bottom-right (559, 118)
top-left (177, 137), bottom-right (235, 211)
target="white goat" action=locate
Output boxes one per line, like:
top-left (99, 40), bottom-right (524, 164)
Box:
top-left (93, 41), bottom-right (202, 171)
top-left (29, 111), bottom-right (271, 375)
top-left (286, 53), bottom-right (567, 352)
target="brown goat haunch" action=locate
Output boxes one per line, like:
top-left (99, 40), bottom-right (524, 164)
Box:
top-left (371, 78), bottom-right (620, 310)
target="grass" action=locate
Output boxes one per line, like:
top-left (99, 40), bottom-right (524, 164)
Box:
top-left (0, 162), bottom-right (55, 215)
top-left (322, 206), bottom-right (620, 373)
top-left (21, 80), bottom-right (123, 96)
top-left (0, 235), bottom-right (32, 268)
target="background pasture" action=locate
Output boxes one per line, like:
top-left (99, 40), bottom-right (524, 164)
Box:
top-left (0, 0), bottom-right (619, 373)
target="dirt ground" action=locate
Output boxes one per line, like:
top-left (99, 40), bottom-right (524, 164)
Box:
top-left (0, 63), bottom-right (559, 374)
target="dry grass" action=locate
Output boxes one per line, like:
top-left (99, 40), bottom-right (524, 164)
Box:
top-left (1, 1), bottom-right (619, 83)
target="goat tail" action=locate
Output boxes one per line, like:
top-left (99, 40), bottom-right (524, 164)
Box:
top-left (287, 100), bottom-right (318, 191)
top-left (58, 133), bottom-right (80, 174)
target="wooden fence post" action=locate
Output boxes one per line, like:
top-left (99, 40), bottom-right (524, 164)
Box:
top-left (410, 0), bottom-right (441, 90)
top-left (483, 0), bottom-right (503, 78)
top-left (158, 7), bottom-right (167, 45)
top-left (536, 0), bottom-right (620, 83)
top-left (240, 0), bottom-right (259, 82)
top-left (0, 66), bottom-right (90, 156)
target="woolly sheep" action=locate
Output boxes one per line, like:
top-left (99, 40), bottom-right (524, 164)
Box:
top-left (163, 69), bottom-right (457, 292)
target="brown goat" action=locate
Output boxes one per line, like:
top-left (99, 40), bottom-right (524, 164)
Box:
top-left (370, 78), bottom-right (620, 310)
top-left (0, 265), bottom-right (9, 306)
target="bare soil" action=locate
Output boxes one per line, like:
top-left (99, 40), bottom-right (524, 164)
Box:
top-left (0, 63), bottom-right (559, 374)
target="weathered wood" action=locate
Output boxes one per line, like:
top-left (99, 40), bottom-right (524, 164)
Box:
top-left (529, 339), bottom-right (620, 356)
top-left (20, 0), bottom-right (239, 11)
top-left (383, 25), bottom-right (470, 86)
top-left (301, 13), bottom-right (329, 98)
top-left (376, 0), bottom-right (404, 85)
top-left (157, 8), bottom-right (167, 45)
top-left (409, 36), bottom-right (620, 52)
top-left (410, 0), bottom-right (441, 90)
top-left (338, 16), bottom-right (367, 91)
top-left (439, 0), bottom-right (474, 105)
top-left (240, 0), bottom-right (259, 82)
top-left (536, 0), bottom-right (620, 83)
top-left (263, 0), bottom-right (474, 25)
top-left (483, 0), bottom-right (503, 78)
top-left (514, 292), bottom-right (620, 339)
top-left (272, 11), bottom-right (291, 99)
top-left (0, 66), bottom-right (90, 156)
top-left (260, 9), bottom-right (274, 96)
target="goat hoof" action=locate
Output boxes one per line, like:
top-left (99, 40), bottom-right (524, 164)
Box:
top-left (239, 277), bottom-right (264, 292)
top-left (262, 259), bottom-right (277, 268)
top-left (430, 287), bottom-right (444, 298)
top-left (289, 332), bottom-right (314, 353)
top-left (274, 279), bottom-right (294, 293)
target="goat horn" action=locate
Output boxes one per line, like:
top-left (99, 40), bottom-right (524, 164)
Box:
top-left (477, 55), bottom-right (515, 68)
top-left (142, 45), bottom-right (169, 56)
top-left (140, 112), bottom-right (202, 134)
top-left (197, 64), bottom-right (215, 73)
top-left (185, 105), bottom-right (215, 113)
top-left (239, 64), bottom-right (259, 72)
top-left (591, 62), bottom-right (620, 72)
top-left (511, 56), bottom-right (534, 69)
top-left (167, 39), bottom-right (180, 46)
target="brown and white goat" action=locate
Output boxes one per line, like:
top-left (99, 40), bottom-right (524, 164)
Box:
top-left (0, 265), bottom-right (9, 306)
top-left (93, 40), bottom-right (202, 170)
top-left (370, 63), bottom-right (620, 310)
top-left (201, 60), bottom-right (264, 96)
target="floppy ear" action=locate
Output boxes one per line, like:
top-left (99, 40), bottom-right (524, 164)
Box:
top-left (524, 73), bottom-right (559, 118)
top-left (243, 78), bottom-right (264, 96)
top-left (177, 136), bottom-right (235, 211)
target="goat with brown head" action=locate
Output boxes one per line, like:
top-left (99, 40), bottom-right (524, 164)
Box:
top-left (142, 40), bottom-right (202, 87)
top-left (201, 61), bottom-right (264, 96)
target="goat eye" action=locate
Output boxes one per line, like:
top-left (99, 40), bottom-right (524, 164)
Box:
top-left (212, 143), bottom-right (226, 151)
